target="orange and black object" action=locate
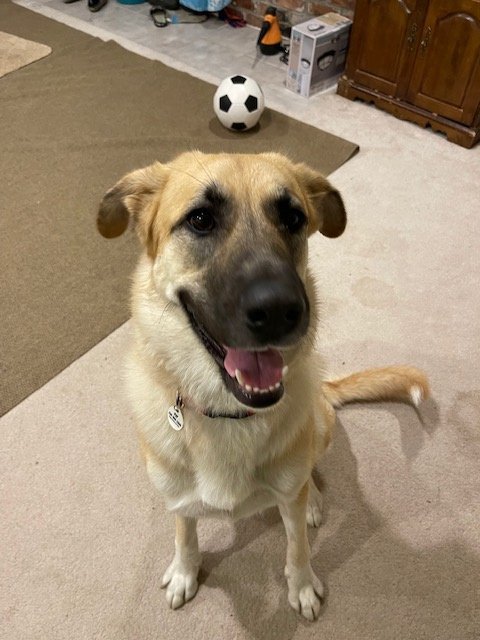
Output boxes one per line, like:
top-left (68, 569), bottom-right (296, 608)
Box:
top-left (257, 6), bottom-right (283, 55)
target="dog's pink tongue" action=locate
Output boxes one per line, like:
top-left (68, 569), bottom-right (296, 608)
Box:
top-left (224, 348), bottom-right (284, 389)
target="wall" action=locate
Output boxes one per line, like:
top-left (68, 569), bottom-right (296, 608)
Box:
top-left (230, 0), bottom-right (355, 30)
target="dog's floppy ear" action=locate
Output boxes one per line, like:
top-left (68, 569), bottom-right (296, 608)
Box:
top-left (294, 163), bottom-right (347, 238)
top-left (97, 162), bottom-right (168, 254)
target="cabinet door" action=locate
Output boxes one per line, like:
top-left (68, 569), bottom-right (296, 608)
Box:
top-left (406, 0), bottom-right (480, 125)
top-left (345, 0), bottom-right (427, 97)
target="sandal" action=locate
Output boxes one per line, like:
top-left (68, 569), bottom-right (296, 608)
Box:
top-left (150, 7), bottom-right (168, 27)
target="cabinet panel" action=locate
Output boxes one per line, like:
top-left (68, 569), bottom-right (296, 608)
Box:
top-left (345, 0), bottom-right (426, 97)
top-left (406, 0), bottom-right (480, 124)
top-left (338, 0), bottom-right (480, 146)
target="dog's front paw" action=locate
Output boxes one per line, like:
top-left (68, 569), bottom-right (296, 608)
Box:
top-left (285, 566), bottom-right (324, 621)
top-left (161, 558), bottom-right (200, 610)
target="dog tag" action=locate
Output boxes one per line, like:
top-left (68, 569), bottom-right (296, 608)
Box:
top-left (168, 404), bottom-right (184, 430)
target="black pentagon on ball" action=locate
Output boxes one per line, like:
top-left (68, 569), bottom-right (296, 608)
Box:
top-left (219, 95), bottom-right (232, 112)
top-left (231, 122), bottom-right (247, 131)
top-left (231, 75), bottom-right (247, 84)
top-left (244, 95), bottom-right (258, 113)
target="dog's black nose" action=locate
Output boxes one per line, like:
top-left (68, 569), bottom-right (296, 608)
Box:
top-left (241, 274), bottom-right (308, 344)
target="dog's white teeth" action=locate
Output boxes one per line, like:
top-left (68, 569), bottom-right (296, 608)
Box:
top-left (235, 374), bottom-right (280, 395)
top-left (282, 366), bottom-right (289, 378)
top-left (235, 369), bottom-right (246, 386)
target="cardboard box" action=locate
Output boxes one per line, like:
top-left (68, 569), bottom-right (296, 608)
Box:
top-left (286, 13), bottom-right (352, 98)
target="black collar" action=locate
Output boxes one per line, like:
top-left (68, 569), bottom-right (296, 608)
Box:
top-left (177, 392), bottom-right (255, 420)
top-left (203, 408), bottom-right (255, 420)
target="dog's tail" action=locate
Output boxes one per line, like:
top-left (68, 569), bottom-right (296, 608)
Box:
top-left (322, 365), bottom-right (429, 409)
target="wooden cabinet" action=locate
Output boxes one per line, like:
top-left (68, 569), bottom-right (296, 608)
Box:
top-left (337, 0), bottom-right (480, 147)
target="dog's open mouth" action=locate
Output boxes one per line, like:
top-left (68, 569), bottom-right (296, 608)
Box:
top-left (223, 347), bottom-right (285, 408)
top-left (182, 302), bottom-right (285, 409)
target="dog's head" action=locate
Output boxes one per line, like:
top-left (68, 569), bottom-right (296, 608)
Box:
top-left (97, 152), bottom-right (346, 410)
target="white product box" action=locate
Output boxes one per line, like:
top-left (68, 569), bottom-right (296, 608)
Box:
top-left (286, 13), bottom-right (352, 98)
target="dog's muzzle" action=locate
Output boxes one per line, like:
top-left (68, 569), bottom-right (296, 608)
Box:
top-left (179, 264), bottom-right (309, 409)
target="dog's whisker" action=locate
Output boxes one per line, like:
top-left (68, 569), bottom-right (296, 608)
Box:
top-left (168, 165), bottom-right (211, 190)
top-left (151, 301), bottom-right (176, 329)
top-left (167, 148), bottom-right (218, 191)
top-left (169, 168), bottom-right (209, 189)
top-left (191, 149), bottom-right (216, 187)
top-left (161, 301), bottom-right (176, 322)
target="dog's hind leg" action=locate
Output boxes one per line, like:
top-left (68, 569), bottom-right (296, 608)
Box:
top-left (161, 515), bottom-right (201, 609)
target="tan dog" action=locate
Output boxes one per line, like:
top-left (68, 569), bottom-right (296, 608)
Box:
top-left (97, 151), bottom-right (428, 621)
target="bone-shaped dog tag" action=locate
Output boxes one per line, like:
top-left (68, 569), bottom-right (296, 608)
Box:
top-left (168, 404), bottom-right (184, 431)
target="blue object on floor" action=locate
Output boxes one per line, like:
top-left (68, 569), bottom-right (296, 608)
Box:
top-left (116, 0), bottom-right (145, 5)
top-left (181, 0), bottom-right (229, 8)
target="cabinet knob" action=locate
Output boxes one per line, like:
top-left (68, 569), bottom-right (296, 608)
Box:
top-left (407, 22), bottom-right (418, 52)
top-left (420, 26), bottom-right (432, 54)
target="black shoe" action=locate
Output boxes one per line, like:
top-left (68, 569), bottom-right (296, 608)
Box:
top-left (150, 7), bottom-right (168, 27)
top-left (88, 0), bottom-right (108, 12)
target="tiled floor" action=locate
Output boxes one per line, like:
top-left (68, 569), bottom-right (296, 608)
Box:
top-left (18, 0), bottom-right (297, 99)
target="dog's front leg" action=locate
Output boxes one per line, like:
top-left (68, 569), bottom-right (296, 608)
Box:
top-left (279, 482), bottom-right (324, 621)
top-left (161, 515), bottom-right (201, 609)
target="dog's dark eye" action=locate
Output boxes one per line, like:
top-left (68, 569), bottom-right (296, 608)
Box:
top-left (278, 205), bottom-right (306, 234)
top-left (186, 208), bottom-right (215, 235)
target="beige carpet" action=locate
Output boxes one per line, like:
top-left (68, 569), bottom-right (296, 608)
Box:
top-left (0, 29), bottom-right (50, 78)
top-left (0, 1), bottom-right (358, 417)
top-left (2, 2), bottom-right (480, 640)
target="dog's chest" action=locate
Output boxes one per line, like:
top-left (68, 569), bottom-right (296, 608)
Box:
top-left (147, 415), bottom-right (294, 519)
top-left (187, 420), bottom-right (271, 513)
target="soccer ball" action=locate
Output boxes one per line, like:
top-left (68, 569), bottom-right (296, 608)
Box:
top-left (213, 75), bottom-right (265, 132)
